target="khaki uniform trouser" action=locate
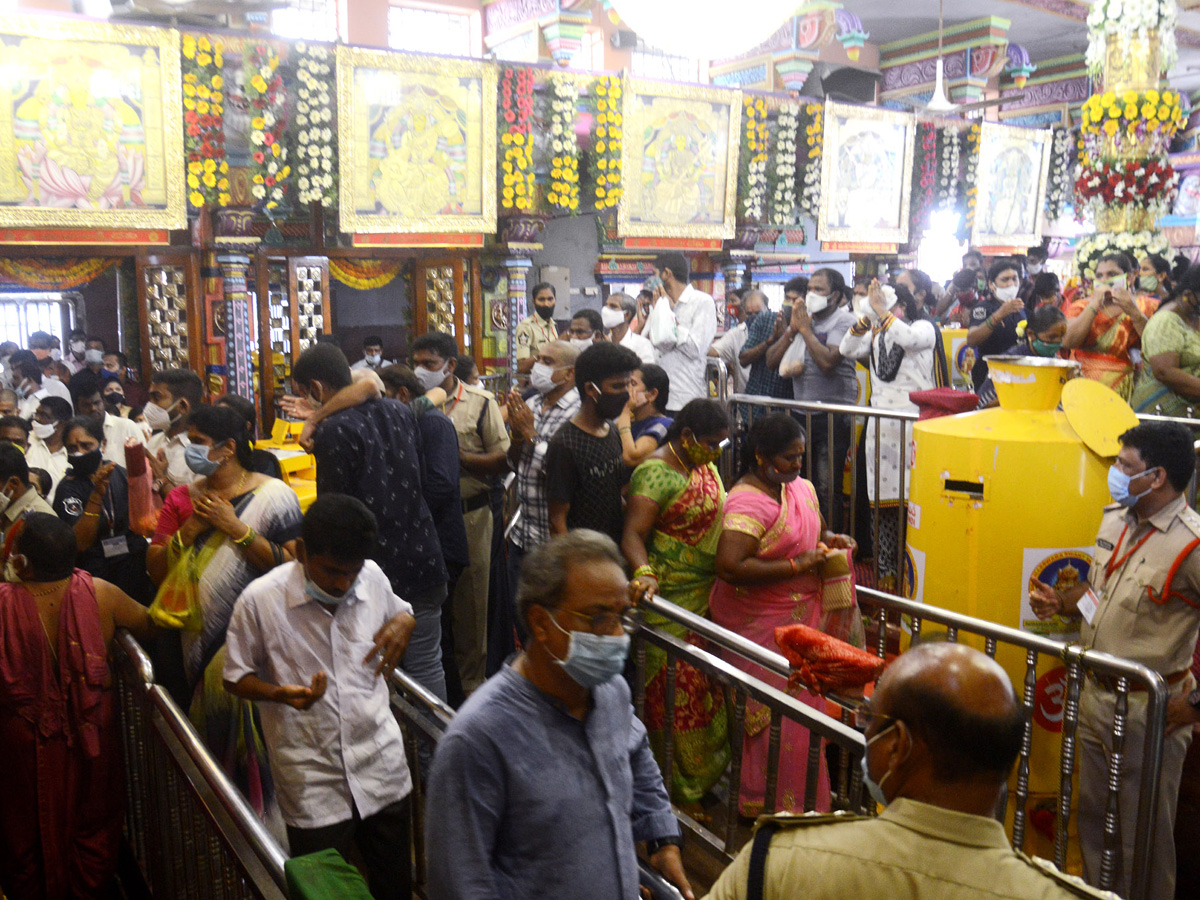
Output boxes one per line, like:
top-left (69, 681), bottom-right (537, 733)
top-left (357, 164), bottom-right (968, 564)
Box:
top-left (450, 505), bottom-right (492, 693)
top-left (1078, 676), bottom-right (1194, 900)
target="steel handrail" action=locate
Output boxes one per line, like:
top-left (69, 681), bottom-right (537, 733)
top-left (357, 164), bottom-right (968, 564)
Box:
top-left (730, 392), bottom-right (919, 421)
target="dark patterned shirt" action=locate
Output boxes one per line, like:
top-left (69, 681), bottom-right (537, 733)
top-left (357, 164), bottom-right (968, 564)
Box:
top-left (744, 310), bottom-right (793, 400)
top-left (312, 397), bottom-right (447, 595)
top-left (545, 421), bottom-right (629, 544)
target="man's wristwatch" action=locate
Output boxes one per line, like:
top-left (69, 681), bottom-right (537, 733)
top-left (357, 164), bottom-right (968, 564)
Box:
top-left (645, 835), bottom-right (683, 856)
top-left (1187, 687), bottom-right (1200, 712)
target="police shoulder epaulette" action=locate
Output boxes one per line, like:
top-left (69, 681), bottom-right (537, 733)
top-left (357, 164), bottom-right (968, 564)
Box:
top-left (1178, 505), bottom-right (1200, 541)
top-left (752, 810), bottom-right (865, 832)
top-left (1021, 854), bottom-right (1123, 899)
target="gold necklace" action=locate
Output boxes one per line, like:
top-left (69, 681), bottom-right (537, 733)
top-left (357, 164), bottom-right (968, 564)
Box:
top-left (26, 578), bottom-right (68, 597)
top-left (668, 440), bottom-right (692, 471)
top-left (212, 468), bottom-right (249, 500)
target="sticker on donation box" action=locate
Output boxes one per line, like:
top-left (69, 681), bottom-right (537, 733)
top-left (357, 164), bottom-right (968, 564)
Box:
top-left (1019, 547), bottom-right (1094, 641)
top-left (907, 501), bottom-right (921, 529)
top-left (1077, 588), bottom-right (1099, 625)
top-left (1033, 666), bottom-right (1068, 733)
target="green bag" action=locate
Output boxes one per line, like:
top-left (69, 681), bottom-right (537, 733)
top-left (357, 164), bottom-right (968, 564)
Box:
top-left (285, 849), bottom-right (373, 900)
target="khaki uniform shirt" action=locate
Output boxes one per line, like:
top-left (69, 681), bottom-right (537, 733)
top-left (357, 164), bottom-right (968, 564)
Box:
top-left (704, 800), bottom-right (1117, 900)
top-left (1084, 495), bottom-right (1200, 675)
top-left (441, 379), bottom-right (510, 501)
top-left (513, 314), bottom-right (558, 362)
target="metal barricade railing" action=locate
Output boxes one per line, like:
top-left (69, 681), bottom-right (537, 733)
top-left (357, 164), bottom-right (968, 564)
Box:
top-left (630, 594), bottom-right (867, 861)
top-left (856, 587), bottom-right (1166, 900)
top-left (707, 357), bottom-right (730, 404)
top-left (385, 665), bottom-right (688, 900)
top-left (114, 632), bottom-right (288, 900)
top-left (479, 371), bottom-right (512, 398)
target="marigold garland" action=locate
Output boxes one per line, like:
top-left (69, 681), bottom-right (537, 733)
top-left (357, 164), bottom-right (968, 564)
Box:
top-left (499, 67), bottom-right (535, 213)
top-left (182, 34), bottom-right (229, 209)
top-left (329, 258), bottom-right (403, 290)
top-left (0, 258), bottom-right (118, 291)
top-left (244, 42), bottom-right (290, 211)
top-left (798, 103), bottom-right (823, 219)
top-left (963, 124), bottom-right (982, 235)
top-left (547, 73), bottom-right (580, 213)
top-left (589, 75), bottom-right (623, 211)
top-left (739, 95), bottom-right (769, 222)
top-left (1080, 88), bottom-right (1185, 156)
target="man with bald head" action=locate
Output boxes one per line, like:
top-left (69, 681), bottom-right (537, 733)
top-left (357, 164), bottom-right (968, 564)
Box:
top-left (705, 642), bottom-right (1110, 900)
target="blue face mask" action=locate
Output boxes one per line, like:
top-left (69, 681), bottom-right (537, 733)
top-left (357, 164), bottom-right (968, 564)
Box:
top-left (547, 611), bottom-right (630, 689)
top-left (860, 721), bottom-right (901, 807)
top-left (304, 576), bottom-right (356, 607)
top-left (184, 442), bottom-right (222, 476)
top-left (1107, 464), bottom-right (1159, 508)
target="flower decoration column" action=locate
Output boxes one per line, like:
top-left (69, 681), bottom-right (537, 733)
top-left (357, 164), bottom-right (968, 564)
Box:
top-left (738, 95), bottom-right (768, 222)
top-left (1074, 0), bottom-right (1182, 278)
top-left (797, 103), bottom-right (823, 221)
top-left (291, 42), bottom-right (336, 208)
top-left (182, 35), bottom-right (229, 210)
top-left (499, 66), bottom-right (535, 214)
top-left (244, 41), bottom-right (290, 212)
top-left (589, 75), bottom-right (623, 212)
top-left (770, 102), bottom-right (800, 226)
top-left (547, 73), bottom-right (580, 214)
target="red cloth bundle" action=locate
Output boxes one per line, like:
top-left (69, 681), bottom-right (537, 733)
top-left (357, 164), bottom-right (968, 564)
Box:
top-left (909, 387), bottom-right (979, 420)
top-left (124, 442), bottom-right (161, 538)
top-left (775, 624), bottom-right (886, 695)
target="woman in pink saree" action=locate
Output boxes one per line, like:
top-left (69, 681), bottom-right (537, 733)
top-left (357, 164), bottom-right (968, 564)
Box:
top-left (711, 413), bottom-right (864, 816)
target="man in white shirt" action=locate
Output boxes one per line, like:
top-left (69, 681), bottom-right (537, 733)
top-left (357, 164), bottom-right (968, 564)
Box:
top-left (223, 494), bottom-right (416, 900)
top-left (69, 369), bottom-right (145, 471)
top-left (63, 329), bottom-right (89, 375)
top-left (645, 252), bottom-right (718, 412)
top-left (145, 369), bottom-right (203, 499)
top-left (25, 396), bottom-right (71, 498)
top-left (603, 293), bottom-right (655, 365)
top-left (350, 335), bottom-right (396, 373)
top-left (709, 289), bottom-right (761, 396)
top-left (10, 351), bottom-right (72, 420)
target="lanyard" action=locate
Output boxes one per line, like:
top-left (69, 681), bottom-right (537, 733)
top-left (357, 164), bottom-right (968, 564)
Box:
top-left (1105, 523), bottom-right (1154, 582)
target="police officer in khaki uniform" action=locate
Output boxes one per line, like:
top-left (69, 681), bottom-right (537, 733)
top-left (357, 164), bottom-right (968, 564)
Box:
top-left (1032, 421), bottom-right (1200, 900)
top-left (413, 332), bottom-right (511, 694)
top-left (514, 282), bottom-right (560, 375)
top-left (705, 642), bottom-right (1116, 900)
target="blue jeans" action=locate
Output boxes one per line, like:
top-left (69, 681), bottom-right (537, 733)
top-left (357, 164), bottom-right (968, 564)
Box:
top-left (401, 581), bottom-right (449, 702)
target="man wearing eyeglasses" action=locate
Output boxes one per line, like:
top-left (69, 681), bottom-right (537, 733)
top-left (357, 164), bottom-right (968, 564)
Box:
top-left (706, 641), bottom-right (1105, 900)
top-left (425, 529), bottom-right (692, 900)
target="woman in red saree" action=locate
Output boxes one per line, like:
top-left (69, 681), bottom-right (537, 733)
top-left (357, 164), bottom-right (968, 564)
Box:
top-left (1062, 252), bottom-right (1158, 400)
top-left (711, 413), bottom-right (864, 817)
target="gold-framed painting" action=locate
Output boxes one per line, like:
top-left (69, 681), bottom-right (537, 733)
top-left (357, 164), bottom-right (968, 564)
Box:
top-left (618, 78), bottom-right (741, 240)
top-left (337, 46), bottom-right (497, 234)
top-left (0, 16), bottom-right (185, 230)
top-left (971, 121), bottom-right (1052, 248)
top-left (818, 99), bottom-right (916, 245)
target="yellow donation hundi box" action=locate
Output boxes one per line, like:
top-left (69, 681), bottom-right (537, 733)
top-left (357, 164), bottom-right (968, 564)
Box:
top-left (904, 356), bottom-right (1138, 858)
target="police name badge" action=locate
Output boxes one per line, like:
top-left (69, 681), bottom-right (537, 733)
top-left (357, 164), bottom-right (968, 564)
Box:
top-left (1077, 588), bottom-right (1100, 625)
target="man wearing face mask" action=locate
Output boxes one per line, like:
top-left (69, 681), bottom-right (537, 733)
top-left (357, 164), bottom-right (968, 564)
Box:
top-left (706, 642), bottom-right (1097, 900)
top-left (69, 369), bottom-right (145, 472)
top-left (566, 308), bottom-right (604, 351)
top-left (426, 530), bottom-right (690, 900)
top-left (646, 252), bottom-right (718, 412)
top-left (0, 442), bottom-right (54, 539)
top-left (350, 335), bottom-right (395, 373)
top-left (25, 397), bottom-right (71, 498)
top-left (412, 331), bottom-right (509, 695)
top-left (965, 258), bottom-right (1027, 391)
top-left (709, 290), bottom-right (761, 396)
top-left (546, 342), bottom-right (640, 545)
top-left (1030, 422), bottom-right (1200, 900)
top-left (603, 292), bottom-right (656, 365)
top-left (224, 494), bottom-right (417, 900)
top-left (64, 329), bottom-right (89, 375)
top-left (514, 282), bottom-right (561, 375)
top-left (11, 350), bottom-right (72, 420)
top-left (145, 369), bottom-right (203, 500)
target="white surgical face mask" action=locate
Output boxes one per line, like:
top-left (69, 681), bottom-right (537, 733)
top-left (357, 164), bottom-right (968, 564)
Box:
top-left (569, 337), bottom-right (594, 352)
top-left (600, 307), bottom-right (626, 330)
top-left (84, 349), bottom-right (104, 365)
top-left (49, 348), bottom-right (61, 361)
top-left (69, 340), bottom-right (86, 356)
top-left (142, 399), bottom-right (176, 433)
top-left (530, 362), bottom-right (560, 394)
top-left (365, 354), bottom-right (381, 367)
top-left (994, 284), bottom-right (1020, 302)
top-left (805, 291), bottom-right (829, 315)
top-left (31, 421), bottom-right (55, 442)
top-left (1027, 263), bottom-right (1044, 276)
top-left (415, 364), bottom-right (448, 393)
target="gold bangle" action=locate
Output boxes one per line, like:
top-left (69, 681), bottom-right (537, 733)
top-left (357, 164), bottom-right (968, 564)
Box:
top-left (82, 511), bottom-right (100, 518)
top-left (234, 526), bottom-right (256, 549)
top-left (633, 564), bottom-right (656, 579)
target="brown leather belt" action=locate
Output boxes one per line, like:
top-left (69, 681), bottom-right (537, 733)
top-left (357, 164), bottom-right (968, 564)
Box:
top-left (1087, 669), bottom-right (1189, 692)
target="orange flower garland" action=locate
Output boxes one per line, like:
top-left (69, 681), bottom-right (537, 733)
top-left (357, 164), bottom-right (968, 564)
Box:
top-left (329, 258), bottom-right (403, 291)
top-left (499, 67), bottom-right (535, 213)
top-left (0, 258), bottom-right (118, 290)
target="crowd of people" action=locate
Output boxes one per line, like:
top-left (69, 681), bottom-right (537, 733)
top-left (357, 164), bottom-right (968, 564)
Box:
top-left (4, 245), bottom-right (1199, 900)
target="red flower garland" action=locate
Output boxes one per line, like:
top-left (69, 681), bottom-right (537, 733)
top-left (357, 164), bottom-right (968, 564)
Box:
top-left (910, 123), bottom-right (938, 240)
top-left (1075, 157), bottom-right (1178, 208)
top-left (499, 67), bottom-right (535, 212)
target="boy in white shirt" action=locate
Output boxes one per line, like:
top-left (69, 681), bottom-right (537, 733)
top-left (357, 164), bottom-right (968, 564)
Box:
top-left (223, 494), bottom-right (416, 898)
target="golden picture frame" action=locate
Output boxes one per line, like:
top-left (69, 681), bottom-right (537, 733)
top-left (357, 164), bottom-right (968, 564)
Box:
top-left (337, 45), bottom-right (497, 234)
top-left (971, 121), bottom-right (1053, 248)
top-left (818, 99), bottom-right (917, 246)
top-left (618, 77), bottom-right (741, 240)
top-left (0, 16), bottom-right (185, 230)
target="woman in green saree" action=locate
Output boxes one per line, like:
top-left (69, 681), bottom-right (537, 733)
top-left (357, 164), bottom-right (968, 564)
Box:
top-left (1131, 265), bottom-right (1200, 416)
top-left (622, 399), bottom-right (732, 806)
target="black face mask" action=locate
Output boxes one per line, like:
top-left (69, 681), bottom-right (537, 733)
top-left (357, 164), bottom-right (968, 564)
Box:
top-left (591, 385), bottom-right (630, 420)
top-left (106, 393), bottom-right (125, 407)
top-left (68, 448), bottom-right (102, 478)
top-left (535, 304), bottom-right (556, 321)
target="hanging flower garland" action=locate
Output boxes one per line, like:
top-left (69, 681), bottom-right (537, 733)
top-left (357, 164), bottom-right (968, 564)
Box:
top-left (1086, 0), bottom-right (1176, 77)
top-left (799, 103), bottom-right (823, 219)
top-left (1075, 231), bottom-right (1171, 280)
top-left (547, 73), bottom-right (580, 214)
top-left (498, 66), bottom-right (535, 213)
top-left (182, 34), bottom-right (228, 210)
top-left (0, 258), bottom-right (118, 291)
top-left (244, 42), bottom-right (290, 211)
top-left (770, 102), bottom-right (799, 226)
top-left (936, 125), bottom-right (961, 211)
top-left (590, 75), bottom-right (623, 211)
top-left (910, 122), bottom-right (938, 239)
top-left (1074, 157), bottom-right (1179, 219)
top-left (292, 42), bottom-right (336, 208)
top-left (1045, 126), bottom-right (1075, 220)
top-left (739, 95), bottom-right (769, 222)
top-left (329, 258), bottom-right (403, 290)
top-left (963, 124), bottom-right (982, 234)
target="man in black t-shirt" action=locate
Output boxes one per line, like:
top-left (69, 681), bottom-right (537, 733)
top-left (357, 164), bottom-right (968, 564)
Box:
top-left (545, 342), bottom-right (641, 545)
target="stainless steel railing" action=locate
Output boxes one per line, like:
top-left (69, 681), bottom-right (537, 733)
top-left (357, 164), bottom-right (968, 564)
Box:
top-left (114, 632), bottom-right (288, 900)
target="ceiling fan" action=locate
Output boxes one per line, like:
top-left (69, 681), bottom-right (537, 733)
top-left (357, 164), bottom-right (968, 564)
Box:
top-left (894, 0), bottom-right (1025, 116)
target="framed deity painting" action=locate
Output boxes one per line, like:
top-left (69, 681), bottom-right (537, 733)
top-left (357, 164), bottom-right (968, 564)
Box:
top-left (0, 17), bottom-right (185, 230)
top-left (971, 122), bottom-right (1052, 248)
top-left (818, 100), bottom-right (916, 246)
top-left (337, 46), bottom-right (497, 234)
top-left (618, 78), bottom-right (741, 239)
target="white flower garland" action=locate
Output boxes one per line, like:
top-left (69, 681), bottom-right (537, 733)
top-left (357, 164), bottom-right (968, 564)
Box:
top-left (798, 104), bottom-right (822, 219)
top-left (1085, 0), bottom-right (1177, 75)
top-left (548, 73), bottom-right (580, 213)
top-left (1045, 127), bottom-right (1074, 220)
top-left (770, 102), bottom-right (799, 226)
top-left (938, 126), bottom-right (960, 210)
top-left (1074, 230), bottom-right (1171, 280)
top-left (292, 42), bottom-right (336, 207)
